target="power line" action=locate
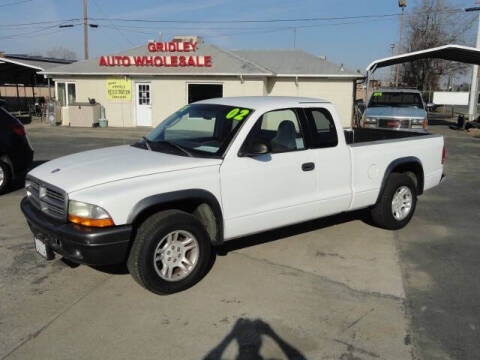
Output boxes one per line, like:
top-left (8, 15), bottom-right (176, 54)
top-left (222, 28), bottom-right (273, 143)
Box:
top-left (89, 8), bottom-right (470, 25)
top-left (90, 13), bottom-right (402, 24)
top-left (0, 0), bottom-right (32, 8)
top-left (0, 7), bottom-right (469, 28)
top-left (0, 23), bottom-right (82, 40)
top-left (90, 0), bottom-right (134, 46)
top-left (0, 19), bottom-right (81, 27)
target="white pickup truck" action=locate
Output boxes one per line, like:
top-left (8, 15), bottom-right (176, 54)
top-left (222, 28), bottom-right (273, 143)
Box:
top-left (21, 97), bottom-right (445, 294)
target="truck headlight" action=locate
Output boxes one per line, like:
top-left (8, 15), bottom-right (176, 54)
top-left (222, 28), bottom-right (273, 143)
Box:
top-left (364, 117), bottom-right (377, 128)
top-left (68, 200), bottom-right (114, 227)
top-left (25, 180), bottom-right (33, 197)
top-left (411, 118), bottom-right (426, 129)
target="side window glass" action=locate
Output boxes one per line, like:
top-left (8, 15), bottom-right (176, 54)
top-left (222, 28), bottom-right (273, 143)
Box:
top-left (244, 109), bottom-right (305, 154)
top-left (308, 108), bottom-right (338, 148)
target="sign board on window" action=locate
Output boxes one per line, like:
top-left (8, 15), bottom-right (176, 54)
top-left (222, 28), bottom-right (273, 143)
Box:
top-left (106, 78), bottom-right (132, 101)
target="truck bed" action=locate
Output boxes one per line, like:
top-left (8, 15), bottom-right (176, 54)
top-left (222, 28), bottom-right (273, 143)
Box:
top-left (344, 128), bottom-right (426, 145)
top-left (345, 128), bottom-right (444, 211)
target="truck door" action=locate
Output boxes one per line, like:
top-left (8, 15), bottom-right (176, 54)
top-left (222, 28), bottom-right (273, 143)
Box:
top-left (220, 108), bottom-right (318, 239)
top-left (302, 106), bottom-right (352, 216)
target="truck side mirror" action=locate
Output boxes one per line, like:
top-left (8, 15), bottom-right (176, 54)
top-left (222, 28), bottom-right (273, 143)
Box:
top-left (240, 139), bottom-right (271, 157)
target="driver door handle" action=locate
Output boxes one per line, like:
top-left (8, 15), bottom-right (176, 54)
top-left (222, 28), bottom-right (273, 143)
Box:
top-left (302, 162), bottom-right (315, 171)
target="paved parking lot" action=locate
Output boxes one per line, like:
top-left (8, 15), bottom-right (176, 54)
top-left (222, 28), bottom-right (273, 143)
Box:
top-left (0, 122), bottom-right (478, 360)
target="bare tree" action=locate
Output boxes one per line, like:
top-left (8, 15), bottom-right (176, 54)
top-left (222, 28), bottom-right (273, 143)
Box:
top-left (400, 0), bottom-right (475, 90)
top-left (45, 46), bottom-right (77, 61)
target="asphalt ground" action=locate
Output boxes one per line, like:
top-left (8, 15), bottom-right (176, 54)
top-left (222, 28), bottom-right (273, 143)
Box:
top-left (0, 121), bottom-right (478, 359)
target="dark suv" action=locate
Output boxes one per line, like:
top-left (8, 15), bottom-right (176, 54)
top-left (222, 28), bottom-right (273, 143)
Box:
top-left (0, 101), bottom-right (34, 194)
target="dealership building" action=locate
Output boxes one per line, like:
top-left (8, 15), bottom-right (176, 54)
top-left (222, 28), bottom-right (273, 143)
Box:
top-left (41, 36), bottom-right (363, 128)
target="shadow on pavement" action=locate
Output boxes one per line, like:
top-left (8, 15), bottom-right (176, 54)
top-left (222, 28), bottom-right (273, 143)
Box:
top-left (216, 209), bottom-right (371, 256)
top-left (428, 118), bottom-right (455, 126)
top-left (90, 263), bottom-right (130, 275)
top-left (203, 318), bottom-right (306, 360)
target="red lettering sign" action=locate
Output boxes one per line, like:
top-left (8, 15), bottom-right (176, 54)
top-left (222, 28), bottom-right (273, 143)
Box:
top-left (98, 42), bottom-right (212, 67)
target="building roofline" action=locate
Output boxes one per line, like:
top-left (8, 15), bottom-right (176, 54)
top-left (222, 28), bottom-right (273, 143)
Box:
top-left (39, 71), bottom-right (363, 79)
top-left (38, 71), bottom-right (270, 77)
top-left (0, 57), bottom-right (44, 71)
top-left (275, 73), bottom-right (364, 78)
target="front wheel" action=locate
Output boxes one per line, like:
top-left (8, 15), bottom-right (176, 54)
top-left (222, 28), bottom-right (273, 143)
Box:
top-left (370, 173), bottom-right (417, 230)
top-left (127, 210), bottom-right (212, 294)
top-left (0, 161), bottom-right (12, 195)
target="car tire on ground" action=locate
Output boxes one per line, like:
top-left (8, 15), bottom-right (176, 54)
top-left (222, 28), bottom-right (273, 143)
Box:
top-left (371, 173), bottom-right (417, 230)
top-left (0, 160), bottom-right (12, 195)
top-left (127, 209), bottom-right (213, 295)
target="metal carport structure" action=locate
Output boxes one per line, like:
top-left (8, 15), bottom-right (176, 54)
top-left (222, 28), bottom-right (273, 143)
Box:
top-left (0, 55), bottom-right (74, 112)
top-left (365, 44), bottom-right (480, 121)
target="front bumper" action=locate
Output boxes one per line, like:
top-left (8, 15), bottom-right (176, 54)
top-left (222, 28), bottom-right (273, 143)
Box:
top-left (21, 197), bottom-right (132, 265)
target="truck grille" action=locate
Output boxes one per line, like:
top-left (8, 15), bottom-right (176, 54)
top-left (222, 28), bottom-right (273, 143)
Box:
top-left (378, 119), bottom-right (410, 129)
top-left (26, 177), bottom-right (67, 221)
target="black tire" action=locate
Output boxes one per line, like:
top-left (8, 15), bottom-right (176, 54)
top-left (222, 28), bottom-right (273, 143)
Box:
top-left (0, 161), bottom-right (12, 195)
top-left (370, 173), bottom-right (417, 230)
top-left (127, 209), bottom-right (212, 295)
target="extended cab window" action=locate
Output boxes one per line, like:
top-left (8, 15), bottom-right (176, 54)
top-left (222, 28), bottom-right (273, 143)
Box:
top-left (243, 109), bottom-right (305, 154)
top-left (305, 108), bottom-right (338, 148)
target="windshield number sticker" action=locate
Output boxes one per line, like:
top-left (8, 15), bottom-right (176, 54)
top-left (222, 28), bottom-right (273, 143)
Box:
top-left (226, 108), bottom-right (250, 121)
top-left (373, 92), bottom-right (382, 97)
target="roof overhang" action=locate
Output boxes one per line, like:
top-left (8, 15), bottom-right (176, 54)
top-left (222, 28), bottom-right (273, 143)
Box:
top-left (40, 71), bottom-right (364, 79)
top-left (0, 57), bottom-right (44, 71)
top-left (366, 44), bottom-right (480, 72)
top-left (39, 71), bottom-right (272, 77)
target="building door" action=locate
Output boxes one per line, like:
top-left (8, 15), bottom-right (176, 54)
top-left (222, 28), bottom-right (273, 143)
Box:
top-left (188, 84), bottom-right (222, 103)
top-left (136, 83), bottom-right (152, 126)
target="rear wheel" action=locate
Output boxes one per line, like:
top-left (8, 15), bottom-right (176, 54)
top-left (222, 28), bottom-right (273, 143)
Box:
top-left (127, 210), bottom-right (212, 294)
top-left (371, 173), bottom-right (417, 230)
top-left (0, 161), bottom-right (12, 195)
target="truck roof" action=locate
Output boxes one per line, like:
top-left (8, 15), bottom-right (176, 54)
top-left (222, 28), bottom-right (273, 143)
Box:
top-left (195, 96), bottom-right (330, 109)
top-left (375, 88), bottom-right (422, 94)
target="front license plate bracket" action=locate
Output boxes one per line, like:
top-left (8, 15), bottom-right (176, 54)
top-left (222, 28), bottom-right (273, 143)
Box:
top-left (34, 235), bottom-right (55, 260)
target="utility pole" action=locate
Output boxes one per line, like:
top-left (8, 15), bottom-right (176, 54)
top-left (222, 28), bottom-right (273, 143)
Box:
top-left (395, 0), bottom-right (407, 87)
top-left (293, 27), bottom-right (296, 48)
top-left (390, 43), bottom-right (396, 86)
top-left (466, 4), bottom-right (480, 122)
top-left (83, 0), bottom-right (88, 60)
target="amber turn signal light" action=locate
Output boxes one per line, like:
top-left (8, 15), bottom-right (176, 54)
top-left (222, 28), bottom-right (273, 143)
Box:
top-left (68, 215), bottom-right (114, 228)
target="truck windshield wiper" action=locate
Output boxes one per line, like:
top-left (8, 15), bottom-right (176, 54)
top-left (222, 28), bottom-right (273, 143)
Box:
top-left (156, 140), bottom-right (193, 157)
top-left (142, 136), bottom-right (152, 151)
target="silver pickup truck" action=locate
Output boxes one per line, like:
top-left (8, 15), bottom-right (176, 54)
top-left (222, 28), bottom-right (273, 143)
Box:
top-left (362, 89), bottom-right (427, 132)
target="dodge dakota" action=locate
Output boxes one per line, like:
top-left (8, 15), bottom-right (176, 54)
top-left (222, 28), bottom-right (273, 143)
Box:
top-left (21, 96), bottom-right (445, 294)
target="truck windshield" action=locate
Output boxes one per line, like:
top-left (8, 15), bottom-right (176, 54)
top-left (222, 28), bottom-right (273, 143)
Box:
top-left (368, 92), bottom-right (424, 109)
top-left (143, 104), bottom-right (253, 157)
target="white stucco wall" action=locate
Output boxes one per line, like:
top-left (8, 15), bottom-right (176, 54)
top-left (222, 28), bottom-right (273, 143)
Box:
top-left (53, 75), bottom-right (354, 128)
top-left (55, 77), bottom-right (134, 127)
top-left (265, 77), bottom-right (355, 127)
top-left (149, 76), bottom-right (265, 127)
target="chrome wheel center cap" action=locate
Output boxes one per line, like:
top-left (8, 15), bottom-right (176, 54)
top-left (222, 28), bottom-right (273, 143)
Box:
top-left (391, 186), bottom-right (413, 221)
top-left (153, 230), bottom-right (199, 282)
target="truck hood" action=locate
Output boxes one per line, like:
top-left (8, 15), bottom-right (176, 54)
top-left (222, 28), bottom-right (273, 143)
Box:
top-left (365, 106), bottom-right (427, 118)
top-left (28, 145), bottom-right (222, 193)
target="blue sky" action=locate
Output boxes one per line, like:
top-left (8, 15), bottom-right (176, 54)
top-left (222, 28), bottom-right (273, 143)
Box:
top-left (0, 0), bottom-right (475, 73)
